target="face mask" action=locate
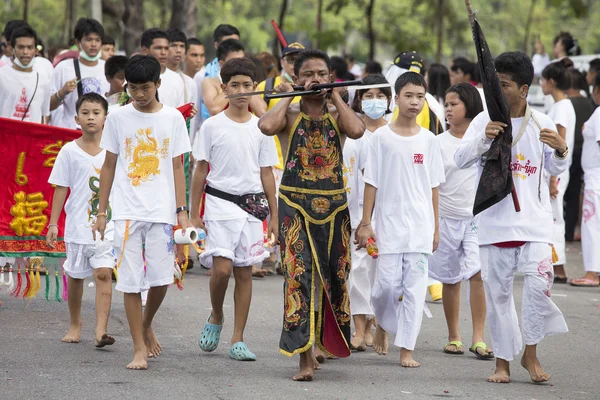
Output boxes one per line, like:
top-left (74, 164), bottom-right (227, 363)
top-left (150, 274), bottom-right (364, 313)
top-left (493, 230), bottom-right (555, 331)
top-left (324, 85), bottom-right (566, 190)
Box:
top-left (283, 71), bottom-right (293, 83)
top-left (361, 99), bottom-right (387, 119)
top-left (80, 49), bottom-right (102, 62)
top-left (13, 55), bottom-right (35, 69)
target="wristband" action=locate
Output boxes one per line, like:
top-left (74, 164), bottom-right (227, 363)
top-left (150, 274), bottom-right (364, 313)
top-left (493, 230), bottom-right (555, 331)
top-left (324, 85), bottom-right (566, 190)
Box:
top-left (48, 223), bottom-right (58, 228)
top-left (176, 206), bottom-right (189, 215)
top-left (96, 212), bottom-right (108, 218)
top-left (54, 91), bottom-right (63, 102)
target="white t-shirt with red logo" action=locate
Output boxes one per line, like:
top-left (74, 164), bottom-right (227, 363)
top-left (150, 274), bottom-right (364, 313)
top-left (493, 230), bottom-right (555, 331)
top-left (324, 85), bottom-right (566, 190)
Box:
top-left (454, 110), bottom-right (569, 245)
top-left (0, 65), bottom-right (51, 123)
top-left (363, 125), bottom-right (445, 254)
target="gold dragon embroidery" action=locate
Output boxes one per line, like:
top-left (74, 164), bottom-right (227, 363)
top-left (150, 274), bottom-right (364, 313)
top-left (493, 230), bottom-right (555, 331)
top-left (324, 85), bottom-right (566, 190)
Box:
top-left (283, 215), bottom-right (307, 329)
top-left (295, 129), bottom-right (340, 183)
top-left (126, 128), bottom-right (169, 186)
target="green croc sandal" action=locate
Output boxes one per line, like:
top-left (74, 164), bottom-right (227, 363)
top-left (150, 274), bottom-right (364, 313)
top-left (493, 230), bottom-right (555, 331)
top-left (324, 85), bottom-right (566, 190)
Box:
top-left (198, 314), bottom-right (223, 352)
top-left (229, 342), bottom-right (256, 361)
top-left (469, 342), bottom-right (494, 360)
top-left (443, 340), bottom-right (464, 354)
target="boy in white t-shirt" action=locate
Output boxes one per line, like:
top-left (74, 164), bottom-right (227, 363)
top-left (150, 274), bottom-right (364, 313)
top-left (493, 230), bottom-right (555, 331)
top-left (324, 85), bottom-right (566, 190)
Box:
top-left (46, 93), bottom-right (116, 347)
top-left (190, 58), bottom-right (278, 361)
top-left (0, 26), bottom-right (51, 124)
top-left (94, 55), bottom-right (193, 370)
top-left (50, 18), bottom-right (110, 129)
top-left (455, 52), bottom-right (569, 384)
top-left (356, 72), bottom-right (445, 367)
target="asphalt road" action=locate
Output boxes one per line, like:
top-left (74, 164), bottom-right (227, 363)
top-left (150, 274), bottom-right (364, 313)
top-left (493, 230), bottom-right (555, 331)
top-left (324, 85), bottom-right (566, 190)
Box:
top-left (1, 242), bottom-right (599, 400)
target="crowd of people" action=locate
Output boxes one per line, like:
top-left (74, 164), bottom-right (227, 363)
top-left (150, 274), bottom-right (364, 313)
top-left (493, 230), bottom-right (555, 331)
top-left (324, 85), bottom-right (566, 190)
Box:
top-left (1, 17), bottom-right (599, 385)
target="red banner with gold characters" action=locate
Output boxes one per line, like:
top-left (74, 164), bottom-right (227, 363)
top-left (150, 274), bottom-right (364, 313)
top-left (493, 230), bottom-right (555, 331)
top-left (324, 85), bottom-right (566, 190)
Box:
top-left (0, 118), bottom-right (81, 257)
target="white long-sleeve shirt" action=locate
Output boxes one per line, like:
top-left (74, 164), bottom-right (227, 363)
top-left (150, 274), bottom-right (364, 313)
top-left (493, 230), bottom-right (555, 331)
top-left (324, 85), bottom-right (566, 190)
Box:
top-left (454, 110), bottom-right (568, 245)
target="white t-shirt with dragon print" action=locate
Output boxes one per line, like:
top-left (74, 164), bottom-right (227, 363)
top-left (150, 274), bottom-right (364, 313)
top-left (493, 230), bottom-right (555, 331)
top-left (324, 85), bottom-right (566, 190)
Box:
top-left (48, 141), bottom-right (113, 245)
top-left (101, 103), bottom-right (191, 225)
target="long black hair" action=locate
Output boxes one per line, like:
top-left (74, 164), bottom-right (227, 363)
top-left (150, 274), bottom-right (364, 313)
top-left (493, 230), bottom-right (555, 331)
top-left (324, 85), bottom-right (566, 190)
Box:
top-left (427, 63), bottom-right (450, 102)
top-left (351, 74), bottom-right (392, 114)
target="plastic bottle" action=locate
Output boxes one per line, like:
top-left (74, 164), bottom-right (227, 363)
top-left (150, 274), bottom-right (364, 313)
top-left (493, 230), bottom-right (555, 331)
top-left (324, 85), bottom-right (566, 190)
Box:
top-left (196, 228), bottom-right (207, 241)
top-left (366, 238), bottom-right (379, 259)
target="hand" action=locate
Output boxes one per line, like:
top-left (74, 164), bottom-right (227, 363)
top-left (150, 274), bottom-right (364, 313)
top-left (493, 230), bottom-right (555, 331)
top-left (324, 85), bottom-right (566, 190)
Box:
top-left (485, 121), bottom-right (507, 140)
top-left (274, 81), bottom-right (294, 93)
top-left (62, 78), bottom-right (78, 95)
top-left (549, 177), bottom-right (559, 199)
top-left (355, 222), bottom-right (375, 250)
top-left (190, 216), bottom-right (207, 236)
top-left (331, 86), bottom-right (348, 100)
top-left (539, 128), bottom-right (567, 152)
top-left (190, 104), bottom-right (197, 118)
top-left (305, 81), bottom-right (327, 96)
top-left (433, 230), bottom-right (440, 252)
top-left (267, 218), bottom-right (279, 246)
top-left (46, 225), bottom-right (58, 249)
top-left (92, 216), bottom-right (106, 241)
top-left (176, 216), bottom-right (195, 264)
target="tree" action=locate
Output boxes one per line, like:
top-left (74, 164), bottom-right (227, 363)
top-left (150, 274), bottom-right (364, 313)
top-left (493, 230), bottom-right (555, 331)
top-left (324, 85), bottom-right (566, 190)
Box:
top-left (122, 0), bottom-right (145, 54)
top-left (169, 0), bottom-right (197, 38)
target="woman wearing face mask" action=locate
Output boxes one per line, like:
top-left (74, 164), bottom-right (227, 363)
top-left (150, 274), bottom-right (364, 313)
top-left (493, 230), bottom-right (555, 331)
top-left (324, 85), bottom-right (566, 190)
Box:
top-left (344, 74), bottom-right (391, 351)
top-left (427, 83), bottom-right (494, 360)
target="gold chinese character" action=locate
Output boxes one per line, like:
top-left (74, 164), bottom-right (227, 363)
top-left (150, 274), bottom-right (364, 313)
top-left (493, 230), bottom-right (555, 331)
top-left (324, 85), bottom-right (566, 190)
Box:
top-left (15, 152), bottom-right (28, 185)
top-left (9, 191), bottom-right (48, 236)
top-left (42, 141), bottom-right (65, 167)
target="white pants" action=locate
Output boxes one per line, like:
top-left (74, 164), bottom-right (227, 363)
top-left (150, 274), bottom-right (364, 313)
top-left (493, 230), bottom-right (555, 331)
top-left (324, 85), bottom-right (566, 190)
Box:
top-left (348, 229), bottom-right (376, 316)
top-left (64, 239), bottom-right (115, 279)
top-left (371, 253), bottom-right (428, 350)
top-left (582, 188), bottom-right (600, 272)
top-left (428, 217), bottom-right (480, 284)
top-left (200, 218), bottom-right (269, 268)
top-left (480, 243), bottom-right (568, 361)
top-left (551, 171), bottom-right (570, 265)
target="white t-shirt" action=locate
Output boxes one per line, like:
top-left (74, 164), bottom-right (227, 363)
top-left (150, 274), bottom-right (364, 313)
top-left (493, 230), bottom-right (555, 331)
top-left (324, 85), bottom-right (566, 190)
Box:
top-left (343, 130), bottom-right (371, 229)
top-left (1, 56), bottom-right (54, 81)
top-left (52, 58), bottom-right (109, 129)
top-left (193, 111), bottom-right (278, 221)
top-left (547, 98), bottom-right (576, 169)
top-left (363, 126), bottom-right (445, 254)
top-left (0, 66), bottom-right (51, 123)
top-left (582, 107), bottom-right (600, 188)
top-left (158, 68), bottom-right (185, 108)
top-left (190, 69), bottom-right (206, 142)
top-left (436, 131), bottom-right (477, 220)
top-left (101, 103), bottom-right (192, 225)
top-left (48, 142), bottom-right (111, 244)
top-left (454, 110), bottom-right (569, 245)
top-left (476, 87), bottom-right (488, 112)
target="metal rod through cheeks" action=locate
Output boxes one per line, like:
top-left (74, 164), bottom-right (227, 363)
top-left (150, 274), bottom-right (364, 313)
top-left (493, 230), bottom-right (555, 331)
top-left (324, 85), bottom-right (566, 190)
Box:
top-left (226, 80), bottom-right (365, 99)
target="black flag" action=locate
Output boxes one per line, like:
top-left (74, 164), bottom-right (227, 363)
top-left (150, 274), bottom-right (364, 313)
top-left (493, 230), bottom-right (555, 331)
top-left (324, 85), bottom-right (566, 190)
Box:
top-left (469, 13), bottom-right (515, 215)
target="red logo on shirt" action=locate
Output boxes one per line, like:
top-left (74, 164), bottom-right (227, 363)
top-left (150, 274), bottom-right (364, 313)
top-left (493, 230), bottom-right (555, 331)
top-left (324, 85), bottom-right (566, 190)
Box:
top-left (413, 153), bottom-right (424, 164)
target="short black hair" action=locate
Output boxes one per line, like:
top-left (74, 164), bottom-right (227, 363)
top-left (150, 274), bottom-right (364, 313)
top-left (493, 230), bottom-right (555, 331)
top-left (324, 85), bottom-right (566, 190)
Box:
top-left (75, 92), bottom-right (108, 114)
top-left (141, 28), bottom-right (168, 49)
top-left (365, 60), bottom-right (382, 75)
top-left (216, 39), bottom-right (244, 62)
top-left (125, 54), bottom-right (161, 84)
top-left (352, 74), bottom-right (392, 113)
top-left (213, 24), bottom-right (240, 43)
top-left (588, 58), bottom-right (600, 74)
top-left (186, 38), bottom-right (203, 52)
top-left (2, 20), bottom-right (27, 43)
top-left (220, 57), bottom-right (256, 84)
top-left (294, 49), bottom-right (331, 77)
top-left (10, 25), bottom-right (37, 48)
top-left (451, 57), bottom-right (475, 78)
top-left (330, 56), bottom-right (348, 79)
top-left (105, 55), bottom-right (129, 78)
top-left (494, 51), bottom-right (534, 88)
top-left (102, 35), bottom-right (115, 46)
top-left (427, 63), bottom-right (450, 101)
top-left (568, 69), bottom-right (589, 96)
top-left (446, 83), bottom-right (484, 120)
top-left (553, 31), bottom-right (581, 56)
top-left (166, 28), bottom-right (186, 44)
top-left (542, 58), bottom-right (573, 91)
top-left (74, 18), bottom-right (104, 42)
top-left (394, 71), bottom-right (427, 94)
top-left (594, 74), bottom-right (600, 90)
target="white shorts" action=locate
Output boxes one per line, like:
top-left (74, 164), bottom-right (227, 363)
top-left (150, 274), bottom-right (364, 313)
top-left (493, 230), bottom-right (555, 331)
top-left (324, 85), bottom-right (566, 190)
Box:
top-left (64, 238), bottom-right (116, 279)
top-left (428, 216), bottom-right (480, 284)
top-left (200, 218), bottom-right (269, 268)
top-left (113, 220), bottom-right (175, 293)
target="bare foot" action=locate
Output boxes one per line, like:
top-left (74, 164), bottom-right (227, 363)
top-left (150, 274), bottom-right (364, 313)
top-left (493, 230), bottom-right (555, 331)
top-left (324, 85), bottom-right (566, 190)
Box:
top-left (351, 334), bottom-right (367, 351)
top-left (521, 354), bottom-right (551, 383)
top-left (400, 348), bottom-right (420, 368)
top-left (365, 328), bottom-right (374, 347)
top-left (372, 325), bottom-right (388, 355)
top-left (95, 333), bottom-right (116, 348)
top-left (126, 349), bottom-right (148, 370)
top-left (312, 354), bottom-right (321, 370)
top-left (62, 322), bottom-right (82, 343)
top-left (314, 347), bottom-right (327, 363)
top-left (487, 359), bottom-right (511, 383)
top-left (143, 326), bottom-right (162, 357)
top-left (293, 351), bottom-right (314, 381)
